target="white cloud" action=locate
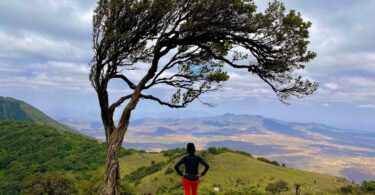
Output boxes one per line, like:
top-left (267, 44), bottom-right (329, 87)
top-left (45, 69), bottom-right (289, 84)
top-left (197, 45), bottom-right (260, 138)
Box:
top-left (0, 61), bottom-right (92, 92)
top-left (358, 104), bottom-right (375, 109)
top-left (0, 30), bottom-right (90, 61)
top-left (325, 82), bottom-right (339, 90)
top-left (0, 0), bottom-right (375, 130)
top-left (312, 76), bottom-right (375, 103)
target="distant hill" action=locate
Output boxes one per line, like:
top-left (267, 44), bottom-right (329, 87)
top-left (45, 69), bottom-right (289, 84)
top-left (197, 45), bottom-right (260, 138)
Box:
top-left (0, 120), bottom-right (107, 194)
top-left (64, 113), bottom-right (375, 183)
top-left (0, 96), bottom-right (74, 132)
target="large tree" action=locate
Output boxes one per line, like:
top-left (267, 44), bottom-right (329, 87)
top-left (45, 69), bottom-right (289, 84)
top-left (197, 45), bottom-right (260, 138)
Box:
top-left (89, 0), bottom-right (318, 194)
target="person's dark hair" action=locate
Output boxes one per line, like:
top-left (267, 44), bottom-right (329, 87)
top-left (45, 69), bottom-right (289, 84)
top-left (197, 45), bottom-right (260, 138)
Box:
top-left (186, 143), bottom-right (196, 154)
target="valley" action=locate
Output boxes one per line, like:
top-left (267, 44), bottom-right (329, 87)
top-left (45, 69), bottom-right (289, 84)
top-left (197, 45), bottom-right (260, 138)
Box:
top-left (61, 113), bottom-right (375, 183)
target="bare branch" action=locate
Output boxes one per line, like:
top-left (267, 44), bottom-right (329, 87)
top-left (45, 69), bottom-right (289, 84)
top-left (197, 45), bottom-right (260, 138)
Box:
top-left (112, 74), bottom-right (136, 90)
top-left (109, 94), bottom-right (133, 112)
top-left (140, 94), bottom-right (187, 108)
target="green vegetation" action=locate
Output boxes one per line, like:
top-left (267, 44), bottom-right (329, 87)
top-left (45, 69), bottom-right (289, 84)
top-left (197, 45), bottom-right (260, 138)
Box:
top-left (22, 172), bottom-right (78, 195)
top-left (0, 120), bottom-right (372, 194)
top-left (136, 151), bottom-right (352, 194)
top-left (125, 161), bottom-right (166, 184)
top-left (256, 157), bottom-right (280, 167)
top-left (161, 148), bottom-right (186, 159)
top-left (361, 180), bottom-right (375, 192)
top-left (124, 148), bottom-right (187, 185)
top-left (207, 147), bottom-right (252, 157)
top-left (337, 181), bottom-right (375, 194)
top-left (0, 96), bottom-right (74, 132)
top-left (0, 121), bottom-right (106, 194)
top-left (265, 180), bottom-right (289, 194)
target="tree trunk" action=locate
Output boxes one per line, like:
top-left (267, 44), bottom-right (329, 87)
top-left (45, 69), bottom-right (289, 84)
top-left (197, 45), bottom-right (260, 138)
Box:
top-left (99, 78), bottom-right (146, 194)
top-left (101, 126), bottom-right (127, 195)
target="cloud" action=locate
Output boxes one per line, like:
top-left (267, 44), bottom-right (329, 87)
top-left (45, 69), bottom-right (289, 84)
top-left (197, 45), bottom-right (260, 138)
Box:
top-left (0, 0), bottom-right (374, 130)
top-left (1, 0), bottom-right (374, 102)
top-left (0, 30), bottom-right (91, 61)
top-left (0, 61), bottom-right (91, 92)
top-left (325, 82), bottom-right (339, 90)
top-left (314, 76), bottom-right (375, 102)
top-left (358, 104), bottom-right (375, 109)
top-left (0, 0), bottom-right (95, 41)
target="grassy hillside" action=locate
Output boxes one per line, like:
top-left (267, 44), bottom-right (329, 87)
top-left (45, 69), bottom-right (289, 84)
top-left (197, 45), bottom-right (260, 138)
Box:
top-left (0, 96), bottom-right (73, 132)
top-left (0, 120), bottom-right (107, 194)
top-left (119, 152), bottom-right (169, 176)
top-left (87, 148), bottom-right (359, 194)
top-left (116, 149), bottom-right (352, 194)
top-left (0, 119), bottom-right (368, 194)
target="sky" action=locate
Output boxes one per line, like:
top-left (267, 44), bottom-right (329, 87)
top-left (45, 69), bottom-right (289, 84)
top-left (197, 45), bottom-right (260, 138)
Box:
top-left (0, 0), bottom-right (374, 131)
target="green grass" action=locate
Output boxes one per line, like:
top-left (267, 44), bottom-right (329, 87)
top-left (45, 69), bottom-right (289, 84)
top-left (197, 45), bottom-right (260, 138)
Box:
top-left (119, 152), bottom-right (168, 176)
top-left (134, 152), bottom-right (351, 194)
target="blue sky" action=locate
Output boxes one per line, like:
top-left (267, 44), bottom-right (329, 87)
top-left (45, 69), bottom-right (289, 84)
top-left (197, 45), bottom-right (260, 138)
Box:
top-left (0, 0), bottom-right (374, 131)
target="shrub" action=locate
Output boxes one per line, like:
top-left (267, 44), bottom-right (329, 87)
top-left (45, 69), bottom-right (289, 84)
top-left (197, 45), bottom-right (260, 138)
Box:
top-left (271, 160), bottom-right (280, 166)
top-left (22, 172), bottom-right (77, 195)
top-left (119, 148), bottom-right (134, 157)
top-left (161, 148), bottom-right (186, 158)
top-left (208, 147), bottom-right (219, 155)
top-left (125, 162), bottom-right (165, 183)
top-left (121, 182), bottom-right (137, 195)
top-left (265, 180), bottom-right (289, 194)
top-left (361, 180), bottom-right (375, 192)
top-left (340, 185), bottom-right (353, 194)
top-left (257, 157), bottom-right (280, 166)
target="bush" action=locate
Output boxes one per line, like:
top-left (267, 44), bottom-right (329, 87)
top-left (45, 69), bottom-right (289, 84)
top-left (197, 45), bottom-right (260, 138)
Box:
top-left (161, 148), bottom-right (186, 159)
top-left (257, 157), bottom-right (280, 166)
top-left (265, 180), bottom-right (289, 194)
top-left (119, 148), bottom-right (134, 157)
top-left (340, 185), bottom-right (353, 194)
top-left (125, 162), bottom-right (165, 184)
top-left (208, 147), bottom-right (219, 155)
top-left (271, 160), bottom-right (280, 166)
top-left (121, 182), bottom-right (137, 195)
top-left (22, 172), bottom-right (77, 195)
top-left (361, 180), bottom-right (375, 192)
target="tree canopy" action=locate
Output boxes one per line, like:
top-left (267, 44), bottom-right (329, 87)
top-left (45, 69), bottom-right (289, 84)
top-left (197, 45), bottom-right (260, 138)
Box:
top-left (90, 0), bottom-right (318, 117)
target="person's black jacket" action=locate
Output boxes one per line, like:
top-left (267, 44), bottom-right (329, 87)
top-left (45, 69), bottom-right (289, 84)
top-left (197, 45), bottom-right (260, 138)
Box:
top-left (174, 153), bottom-right (209, 181)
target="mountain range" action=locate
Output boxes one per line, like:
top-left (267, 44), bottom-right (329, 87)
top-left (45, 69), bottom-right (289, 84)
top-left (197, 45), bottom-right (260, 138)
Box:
top-left (61, 113), bottom-right (375, 183)
top-left (0, 95), bottom-right (374, 188)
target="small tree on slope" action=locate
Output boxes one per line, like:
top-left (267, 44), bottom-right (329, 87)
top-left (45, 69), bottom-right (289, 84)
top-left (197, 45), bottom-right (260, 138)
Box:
top-left (89, 0), bottom-right (318, 194)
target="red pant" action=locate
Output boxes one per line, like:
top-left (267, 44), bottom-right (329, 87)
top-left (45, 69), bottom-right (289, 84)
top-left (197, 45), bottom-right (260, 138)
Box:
top-left (181, 178), bottom-right (199, 195)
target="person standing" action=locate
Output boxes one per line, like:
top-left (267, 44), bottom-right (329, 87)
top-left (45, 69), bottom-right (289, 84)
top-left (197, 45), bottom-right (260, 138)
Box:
top-left (174, 143), bottom-right (210, 195)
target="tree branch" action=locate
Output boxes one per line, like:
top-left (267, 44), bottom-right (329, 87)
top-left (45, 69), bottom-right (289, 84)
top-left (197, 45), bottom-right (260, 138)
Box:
top-left (197, 43), bottom-right (255, 70)
top-left (109, 94), bottom-right (133, 113)
top-left (112, 74), bottom-right (136, 90)
top-left (140, 94), bottom-right (187, 108)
